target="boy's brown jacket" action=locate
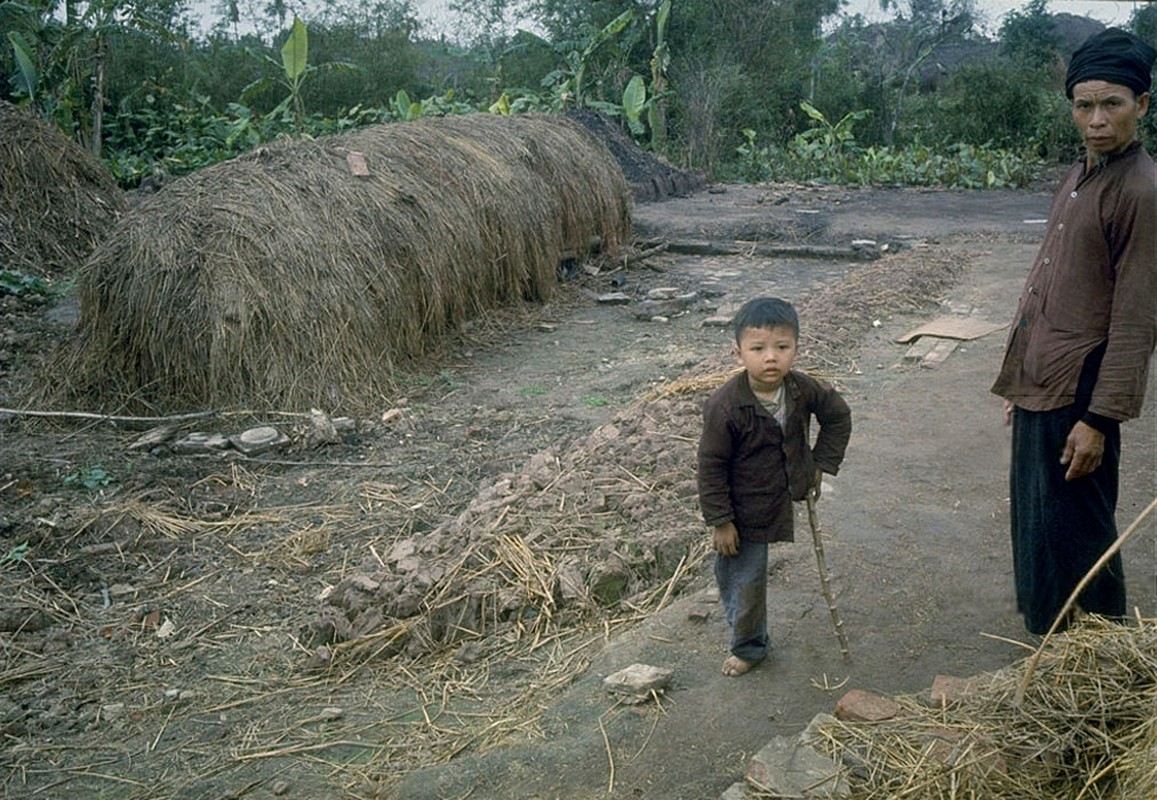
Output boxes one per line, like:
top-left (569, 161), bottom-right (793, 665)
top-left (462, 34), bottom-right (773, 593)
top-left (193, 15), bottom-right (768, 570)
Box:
top-left (697, 370), bottom-right (851, 542)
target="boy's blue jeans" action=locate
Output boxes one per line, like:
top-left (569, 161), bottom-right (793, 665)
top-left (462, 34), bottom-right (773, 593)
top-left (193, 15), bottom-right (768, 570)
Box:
top-left (714, 537), bottom-right (771, 663)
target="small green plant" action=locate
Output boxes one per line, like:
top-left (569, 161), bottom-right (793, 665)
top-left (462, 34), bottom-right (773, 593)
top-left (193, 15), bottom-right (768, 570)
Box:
top-left (437, 370), bottom-right (459, 392)
top-left (581, 396), bottom-right (610, 407)
top-left (63, 464), bottom-right (116, 490)
top-left (736, 128), bottom-right (773, 182)
top-left (519, 385), bottom-right (548, 396)
top-left (392, 89), bottom-right (423, 121)
top-left (1, 542), bottom-right (30, 568)
top-left (793, 101), bottom-right (869, 164)
top-left (0, 269), bottom-right (49, 297)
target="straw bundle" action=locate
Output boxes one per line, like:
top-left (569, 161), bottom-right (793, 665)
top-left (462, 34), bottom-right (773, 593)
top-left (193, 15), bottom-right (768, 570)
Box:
top-left (49, 113), bottom-right (631, 412)
top-left (812, 616), bottom-right (1157, 800)
top-left (0, 101), bottom-right (125, 274)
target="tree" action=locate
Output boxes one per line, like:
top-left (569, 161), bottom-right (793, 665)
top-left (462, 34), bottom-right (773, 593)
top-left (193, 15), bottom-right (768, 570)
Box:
top-left (4, 0), bottom-right (187, 155)
top-left (1000, 0), bottom-right (1060, 70)
top-left (1130, 3), bottom-right (1157, 147)
top-left (665, 0), bottom-right (841, 171)
top-left (1129, 1), bottom-right (1157, 48)
top-left (821, 0), bottom-right (977, 146)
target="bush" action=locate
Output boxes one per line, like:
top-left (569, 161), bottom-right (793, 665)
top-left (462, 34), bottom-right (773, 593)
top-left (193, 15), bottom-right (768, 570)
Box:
top-left (926, 61), bottom-right (1045, 150)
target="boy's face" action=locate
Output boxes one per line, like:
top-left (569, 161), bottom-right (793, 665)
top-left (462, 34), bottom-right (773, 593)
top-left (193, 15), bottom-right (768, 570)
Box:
top-left (734, 324), bottom-right (797, 396)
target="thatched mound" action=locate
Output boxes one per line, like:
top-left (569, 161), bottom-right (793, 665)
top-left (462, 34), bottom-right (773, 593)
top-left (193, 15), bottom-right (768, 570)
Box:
top-left (813, 617), bottom-right (1156, 800)
top-left (0, 101), bottom-right (125, 275)
top-left (48, 113), bottom-right (632, 413)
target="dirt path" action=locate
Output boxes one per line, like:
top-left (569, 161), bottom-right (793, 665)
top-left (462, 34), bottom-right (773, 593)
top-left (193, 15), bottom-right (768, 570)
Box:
top-left (385, 230), bottom-right (1157, 800)
top-left (1, 184), bottom-right (1154, 800)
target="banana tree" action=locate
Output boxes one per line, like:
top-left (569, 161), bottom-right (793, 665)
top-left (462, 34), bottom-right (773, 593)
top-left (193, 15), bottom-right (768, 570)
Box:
top-left (531, 7), bottom-right (635, 110)
top-left (572, 7), bottom-right (633, 107)
top-left (4, 0), bottom-right (181, 156)
top-left (648, 0), bottom-right (671, 153)
top-left (240, 17), bottom-right (360, 131)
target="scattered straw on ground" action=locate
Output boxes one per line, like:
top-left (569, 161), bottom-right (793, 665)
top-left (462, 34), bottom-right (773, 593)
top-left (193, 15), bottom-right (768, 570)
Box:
top-left (1, 234), bottom-right (978, 797)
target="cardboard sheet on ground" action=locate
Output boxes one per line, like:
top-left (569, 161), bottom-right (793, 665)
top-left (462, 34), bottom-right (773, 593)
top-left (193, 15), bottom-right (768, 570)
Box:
top-left (895, 316), bottom-right (1007, 344)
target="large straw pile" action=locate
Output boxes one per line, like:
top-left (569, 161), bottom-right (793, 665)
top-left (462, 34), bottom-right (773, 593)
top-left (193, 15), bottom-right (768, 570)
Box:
top-left (49, 113), bottom-right (631, 412)
top-left (0, 101), bottom-right (125, 274)
top-left (810, 616), bottom-right (1157, 800)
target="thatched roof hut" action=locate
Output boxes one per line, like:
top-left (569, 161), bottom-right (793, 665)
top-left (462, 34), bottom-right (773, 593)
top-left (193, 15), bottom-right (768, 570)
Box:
top-left (0, 101), bottom-right (125, 275)
top-left (52, 113), bottom-right (632, 413)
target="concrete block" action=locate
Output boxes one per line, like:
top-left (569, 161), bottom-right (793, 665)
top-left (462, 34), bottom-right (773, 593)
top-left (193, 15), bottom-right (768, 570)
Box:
top-left (920, 338), bottom-right (959, 368)
top-left (603, 663), bottom-right (673, 700)
top-left (903, 337), bottom-right (939, 362)
top-left (720, 781), bottom-right (749, 800)
top-left (230, 426), bottom-right (289, 455)
top-left (745, 735), bottom-right (849, 797)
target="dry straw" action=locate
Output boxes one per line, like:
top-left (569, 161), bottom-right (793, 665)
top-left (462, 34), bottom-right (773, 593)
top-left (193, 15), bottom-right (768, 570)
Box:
top-left (810, 616), bottom-right (1156, 800)
top-left (48, 113), bottom-right (632, 413)
top-left (0, 101), bottom-right (125, 274)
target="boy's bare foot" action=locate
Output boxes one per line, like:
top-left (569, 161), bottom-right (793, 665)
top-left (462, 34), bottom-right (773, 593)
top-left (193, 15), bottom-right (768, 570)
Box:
top-left (721, 655), bottom-right (754, 677)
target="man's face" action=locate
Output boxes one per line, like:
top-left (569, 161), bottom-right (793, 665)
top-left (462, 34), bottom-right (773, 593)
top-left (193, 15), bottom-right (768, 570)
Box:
top-left (1071, 80), bottom-right (1150, 157)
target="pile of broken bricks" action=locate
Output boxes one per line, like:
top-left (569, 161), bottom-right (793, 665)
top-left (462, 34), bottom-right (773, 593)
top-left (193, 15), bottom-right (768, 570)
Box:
top-left (721, 674), bottom-right (985, 799)
top-left (601, 664), bottom-right (985, 799)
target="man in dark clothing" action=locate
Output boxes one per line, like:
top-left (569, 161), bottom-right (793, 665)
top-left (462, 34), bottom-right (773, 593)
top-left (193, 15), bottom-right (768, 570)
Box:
top-left (991, 28), bottom-right (1157, 635)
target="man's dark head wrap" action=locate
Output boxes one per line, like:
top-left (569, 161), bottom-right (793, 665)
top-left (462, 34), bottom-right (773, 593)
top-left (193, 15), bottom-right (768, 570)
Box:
top-left (1064, 28), bottom-right (1156, 99)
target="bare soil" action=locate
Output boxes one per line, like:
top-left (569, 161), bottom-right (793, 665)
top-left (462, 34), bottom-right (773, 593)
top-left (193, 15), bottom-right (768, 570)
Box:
top-left (1, 182), bottom-right (1154, 800)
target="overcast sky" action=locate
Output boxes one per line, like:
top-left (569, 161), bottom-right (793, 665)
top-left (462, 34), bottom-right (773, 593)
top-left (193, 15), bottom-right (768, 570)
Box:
top-left (411, 0), bottom-right (1140, 39)
top-left (187, 0), bottom-right (1142, 41)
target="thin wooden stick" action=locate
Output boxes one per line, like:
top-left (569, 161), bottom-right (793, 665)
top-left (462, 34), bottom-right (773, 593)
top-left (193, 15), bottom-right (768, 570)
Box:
top-left (1014, 497), bottom-right (1156, 706)
top-left (598, 708), bottom-right (617, 794)
top-left (806, 495), bottom-right (851, 661)
top-left (0, 407), bottom-right (217, 423)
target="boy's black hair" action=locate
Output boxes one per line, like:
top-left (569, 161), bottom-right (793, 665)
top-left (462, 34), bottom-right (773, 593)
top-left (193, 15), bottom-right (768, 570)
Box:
top-left (733, 297), bottom-right (799, 342)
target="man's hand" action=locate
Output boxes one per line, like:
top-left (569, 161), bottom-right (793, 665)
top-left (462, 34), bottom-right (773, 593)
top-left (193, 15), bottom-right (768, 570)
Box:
top-left (1061, 421), bottom-right (1104, 481)
top-left (1003, 400), bottom-right (1014, 426)
top-left (810, 468), bottom-right (823, 502)
top-left (712, 522), bottom-right (739, 557)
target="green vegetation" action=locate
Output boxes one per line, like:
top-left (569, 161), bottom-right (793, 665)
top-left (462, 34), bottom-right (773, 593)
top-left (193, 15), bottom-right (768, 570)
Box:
top-left (3, 0), bottom-right (1154, 190)
top-left (0, 269), bottom-right (50, 296)
top-left (62, 464), bottom-right (116, 490)
top-left (1, 541), bottom-right (30, 568)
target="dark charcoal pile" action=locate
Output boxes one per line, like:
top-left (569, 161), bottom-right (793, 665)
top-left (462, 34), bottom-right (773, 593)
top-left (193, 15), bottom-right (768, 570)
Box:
top-left (567, 109), bottom-right (706, 202)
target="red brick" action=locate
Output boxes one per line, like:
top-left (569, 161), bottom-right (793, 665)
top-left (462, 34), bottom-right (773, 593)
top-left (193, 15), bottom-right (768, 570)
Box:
top-left (928, 674), bottom-right (978, 707)
top-left (834, 689), bottom-right (899, 722)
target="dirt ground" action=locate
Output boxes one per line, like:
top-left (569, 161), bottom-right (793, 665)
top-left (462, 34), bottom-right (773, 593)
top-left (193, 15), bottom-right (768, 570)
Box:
top-left (1, 181), bottom-right (1154, 800)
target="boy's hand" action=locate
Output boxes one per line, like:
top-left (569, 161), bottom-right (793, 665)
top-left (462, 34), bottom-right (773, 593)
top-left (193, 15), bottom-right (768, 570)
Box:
top-left (810, 468), bottom-right (823, 501)
top-left (712, 522), bottom-right (739, 557)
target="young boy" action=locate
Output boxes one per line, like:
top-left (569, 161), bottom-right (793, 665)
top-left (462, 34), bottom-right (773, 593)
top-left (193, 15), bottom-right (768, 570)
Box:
top-left (697, 297), bottom-right (852, 676)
